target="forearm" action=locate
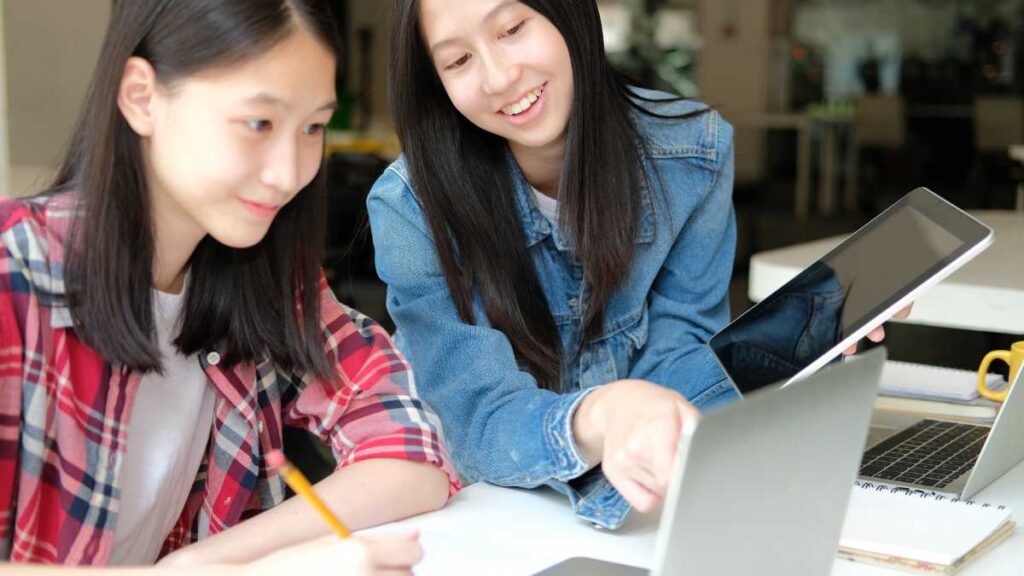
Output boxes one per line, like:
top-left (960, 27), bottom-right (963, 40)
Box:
top-left (0, 563), bottom-right (238, 576)
top-left (159, 459), bottom-right (448, 566)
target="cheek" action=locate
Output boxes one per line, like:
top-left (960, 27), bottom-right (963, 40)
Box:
top-left (443, 78), bottom-right (487, 119)
top-left (297, 146), bottom-right (324, 190)
top-left (165, 120), bottom-right (254, 189)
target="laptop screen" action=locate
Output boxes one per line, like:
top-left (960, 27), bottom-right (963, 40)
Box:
top-left (711, 189), bottom-right (988, 394)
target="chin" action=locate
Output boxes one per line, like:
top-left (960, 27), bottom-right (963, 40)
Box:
top-left (510, 131), bottom-right (562, 150)
top-left (210, 227), bottom-right (272, 249)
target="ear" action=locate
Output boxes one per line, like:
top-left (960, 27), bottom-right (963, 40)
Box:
top-left (117, 56), bottom-right (160, 137)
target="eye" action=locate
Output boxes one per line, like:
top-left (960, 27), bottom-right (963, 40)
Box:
top-left (503, 20), bottom-right (526, 37)
top-left (445, 54), bottom-right (472, 71)
top-left (246, 119), bottom-right (272, 133)
top-left (304, 123), bottom-right (326, 136)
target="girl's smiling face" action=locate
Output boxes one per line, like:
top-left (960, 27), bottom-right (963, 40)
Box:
top-left (419, 0), bottom-right (574, 152)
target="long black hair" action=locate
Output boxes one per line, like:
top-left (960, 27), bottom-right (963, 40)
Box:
top-left (390, 0), bottom-right (703, 391)
top-left (58, 0), bottom-right (342, 377)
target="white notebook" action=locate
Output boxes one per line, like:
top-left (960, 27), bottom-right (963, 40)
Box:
top-left (839, 482), bottom-right (1015, 574)
top-left (880, 361), bottom-right (1006, 402)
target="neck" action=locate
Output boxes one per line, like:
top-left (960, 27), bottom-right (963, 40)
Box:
top-left (152, 222), bottom-right (202, 295)
top-left (153, 240), bottom-right (196, 294)
top-left (509, 136), bottom-right (566, 199)
top-left (149, 189), bottom-right (205, 295)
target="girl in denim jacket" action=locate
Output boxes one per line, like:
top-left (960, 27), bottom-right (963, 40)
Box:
top-left (368, 0), bottom-right (894, 529)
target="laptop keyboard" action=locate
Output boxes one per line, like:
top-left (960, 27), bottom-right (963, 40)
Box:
top-left (859, 419), bottom-right (990, 489)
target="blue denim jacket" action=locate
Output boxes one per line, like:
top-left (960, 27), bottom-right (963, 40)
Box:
top-left (367, 90), bottom-right (739, 529)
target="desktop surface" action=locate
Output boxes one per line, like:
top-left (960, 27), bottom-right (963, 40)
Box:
top-left (371, 461), bottom-right (1023, 576)
top-left (368, 396), bottom-right (1023, 575)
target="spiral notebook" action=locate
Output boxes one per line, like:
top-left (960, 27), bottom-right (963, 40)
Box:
top-left (879, 361), bottom-right (1007, 402)
top-left (838, 482), bottom-right (1015, 574)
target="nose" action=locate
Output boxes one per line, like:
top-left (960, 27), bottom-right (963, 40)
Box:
top-left (260, 136), bottom-right (301, 194)
top-left (480, 47), bottom-right (521, 98)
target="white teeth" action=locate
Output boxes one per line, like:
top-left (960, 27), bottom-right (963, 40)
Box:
top-left (501, 86), bottom-right (543, 116)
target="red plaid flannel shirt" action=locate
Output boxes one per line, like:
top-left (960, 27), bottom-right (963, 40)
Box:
top-left (0, 193), bottom-right (459, 564)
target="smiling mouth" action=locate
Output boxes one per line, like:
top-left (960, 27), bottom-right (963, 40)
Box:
top-left (499, 83), bottom-right (546, 116)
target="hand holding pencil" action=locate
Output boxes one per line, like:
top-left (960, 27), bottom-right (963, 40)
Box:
top-left (241, 532), bottom-right (423, 576)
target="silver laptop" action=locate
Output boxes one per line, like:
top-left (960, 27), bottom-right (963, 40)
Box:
top-left (532, 348), bottom-right (886, 576)
top-left (858, 365), bottom-right (1024, 498)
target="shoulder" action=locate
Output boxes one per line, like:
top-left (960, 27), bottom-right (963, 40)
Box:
top-left (316, 276), bottom-right (399, 353)
top-left (366, 156), bottom-right (431, 234)
top-left (0, 193), bottom-right (77, 284)
top-left (368, 156), bottom-right (413, 205)
top-left (627, 87), bottom-right (733, 168)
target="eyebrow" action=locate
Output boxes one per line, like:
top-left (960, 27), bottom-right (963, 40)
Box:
top-left (244, 92), bottom-right (337, 113)
top-left (429, 0), bottom-right (520, 55)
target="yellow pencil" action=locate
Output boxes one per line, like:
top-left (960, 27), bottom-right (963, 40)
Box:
top-left (265, 449), bottom-right (351, 538)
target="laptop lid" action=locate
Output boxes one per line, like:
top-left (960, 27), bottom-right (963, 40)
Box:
top-left (650, 348), bottom-right (886, 576)
top-left (710, 187), bottom-right (992, 395)
top-left (961, 366), bottom-right (1024, 498)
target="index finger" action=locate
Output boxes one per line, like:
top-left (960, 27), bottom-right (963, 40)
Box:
top-left (650, 407), bottom-right (695, 492)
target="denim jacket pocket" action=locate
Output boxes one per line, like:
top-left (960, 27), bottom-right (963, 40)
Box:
top-left (604, 306), bottom-right (649, 382)
top-left (622, 305), bottom-right (649, 350)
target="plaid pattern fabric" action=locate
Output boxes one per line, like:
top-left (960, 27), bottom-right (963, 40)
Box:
top-left (0, 193), bottom-right (459, 564)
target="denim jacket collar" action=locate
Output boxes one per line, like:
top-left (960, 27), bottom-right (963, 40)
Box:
top-left (507, 149), bottom-right (655, 252)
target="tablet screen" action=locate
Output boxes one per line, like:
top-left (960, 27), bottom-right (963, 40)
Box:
top-left (710, 189), bottom-right (990, 394)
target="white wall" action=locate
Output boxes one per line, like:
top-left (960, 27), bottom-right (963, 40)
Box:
top-left (0, 0), bottom-right (9, 198)
top-left (3, 0), bottom-right (109, 196)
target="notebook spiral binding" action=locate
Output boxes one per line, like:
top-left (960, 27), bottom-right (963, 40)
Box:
top-left (855, 481), bottom-right (1007, 510)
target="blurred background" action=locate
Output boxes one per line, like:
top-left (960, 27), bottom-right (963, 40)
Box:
top-left (2, 0), bottom-right (1022, 372)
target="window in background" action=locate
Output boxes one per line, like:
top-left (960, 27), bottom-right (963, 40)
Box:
top-left (598, 0), bottom-right (702, 98)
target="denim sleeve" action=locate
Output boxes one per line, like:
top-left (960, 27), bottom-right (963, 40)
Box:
top-left (628, 118), bottom-right (741, 412)
top-left (366, 168), bottom-right (594, 490)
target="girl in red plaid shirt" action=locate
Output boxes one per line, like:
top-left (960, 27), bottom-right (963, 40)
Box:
top-left (0, 1), bottom-right (459, 574)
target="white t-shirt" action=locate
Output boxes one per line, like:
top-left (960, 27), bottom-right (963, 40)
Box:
top-left (109, 289), bottom-right (216, 565)
top-left (531, 187), bottom-right (559, 225)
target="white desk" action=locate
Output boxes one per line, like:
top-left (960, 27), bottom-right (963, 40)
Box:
top-left (373, 458), bottom-right (1024, 575)
top-left (747, 211), bottom-right (1024, 335)
top-left (1011, 145), bottom-right (1024, 211)
top-left (1011, 146), bottom-right (1024, 165)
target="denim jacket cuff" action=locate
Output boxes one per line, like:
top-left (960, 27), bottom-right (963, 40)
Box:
top-left (545, 470), bottom-right (632, 530)
top-left (690, 377), bottom-right (740, 411)
top-left (543, 386), bottom-right (601, 482)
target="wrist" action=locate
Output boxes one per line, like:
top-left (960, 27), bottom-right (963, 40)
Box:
top-left (572, 385), bottom-right (611, 465)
